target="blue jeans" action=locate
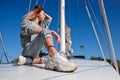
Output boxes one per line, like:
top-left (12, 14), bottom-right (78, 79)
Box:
top-left (22, 28), bottom-right (52, 58)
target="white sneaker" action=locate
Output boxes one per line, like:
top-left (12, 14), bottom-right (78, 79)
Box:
top-left (45, 53), bottom-right (77, 72)
top-left (17, 56), bottom-right (32, 65)
top-left (17, 56), bottom-right (26, 65)
top-left (41, 55), bottom-right (49, 64)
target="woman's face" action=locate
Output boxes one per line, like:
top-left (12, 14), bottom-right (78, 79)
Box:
top-left (38, 10), bottom-right (45, 21)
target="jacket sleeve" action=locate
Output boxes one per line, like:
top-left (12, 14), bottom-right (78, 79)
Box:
top-left (21, 19), bottom-right (37, 36)
top-left (42, 18), bottom-right (52, 28)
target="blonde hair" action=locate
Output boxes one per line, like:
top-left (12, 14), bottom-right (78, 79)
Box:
top-left (24, 5), bottom-right (44, 21)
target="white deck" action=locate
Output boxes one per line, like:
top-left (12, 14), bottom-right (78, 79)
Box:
top-left (0, 59), bottom-right (120, 80)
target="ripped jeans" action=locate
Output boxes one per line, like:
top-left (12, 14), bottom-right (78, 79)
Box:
top-left (22, 28), bottom-right (52, 59)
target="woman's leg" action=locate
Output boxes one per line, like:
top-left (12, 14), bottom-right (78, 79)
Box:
top-left (21, 34), bottom-right (44, 64)
top-left (22, 28), bottom-right (57, 64)
top-left (44, 37), bottom-right (57, 57)
top-left (44, 36), bottom-right (77, 72)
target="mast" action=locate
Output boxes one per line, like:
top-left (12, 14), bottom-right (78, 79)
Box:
top-left (60, 0), bottom-right (65, 53)
top-left (99, 0), bottom-right (119, 74)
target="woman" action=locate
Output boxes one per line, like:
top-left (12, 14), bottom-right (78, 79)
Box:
top-left (18, 5), bottom-right (77, 72)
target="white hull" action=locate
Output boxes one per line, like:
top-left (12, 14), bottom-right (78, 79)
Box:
top-left (0, 59), bottom-right (120, 80)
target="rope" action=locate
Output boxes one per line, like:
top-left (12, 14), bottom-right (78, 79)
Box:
top-left (87, 0), bottom-right (113, 63)
top-left (87, 0), bottom-right (112, 60)
top-left (42, 0), bottom-right (46, 8)
top-left (88, 0), bottom-right (106, 44)
top-left (28, 0), bottom-right (32, 12)
top-left (35, 0), bottom-right (40, 6)
top-left (97, 0), bottom-right (113, 62)
top-left (84, 0), bottom-right (106, 61)
top-left (57, 0), bottom-right (60, 51)
top-left (0, 32), bottom-right (9, 63)
top-left (0, 53), bottom-right (3, 64)
top-left (67, 0), bottom-right (72, 27)
top-left (98, 0), bottom-right (119, 74)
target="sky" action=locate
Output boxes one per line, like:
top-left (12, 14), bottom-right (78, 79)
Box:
top-left (0, 0), bottom-right (120, 62)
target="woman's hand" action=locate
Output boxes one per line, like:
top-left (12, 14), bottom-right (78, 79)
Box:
top-left (50, 30), bottom-right (61, 43)
top-left (44, 13), bottom-right (52, 20)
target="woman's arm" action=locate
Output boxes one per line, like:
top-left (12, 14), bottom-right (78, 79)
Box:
top-left (44, 13), bottom-right (52, 20)
top-left (42, 13), bottom-right (52, 28)
top-left (50, 30), bottom-right (61, 43)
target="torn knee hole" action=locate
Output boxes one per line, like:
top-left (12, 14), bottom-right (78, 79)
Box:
top-left (46, 33), bottom-right (52, 37)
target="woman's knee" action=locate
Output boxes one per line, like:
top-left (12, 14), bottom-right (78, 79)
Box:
top-left (41, 28), bottom-right (53, 39)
